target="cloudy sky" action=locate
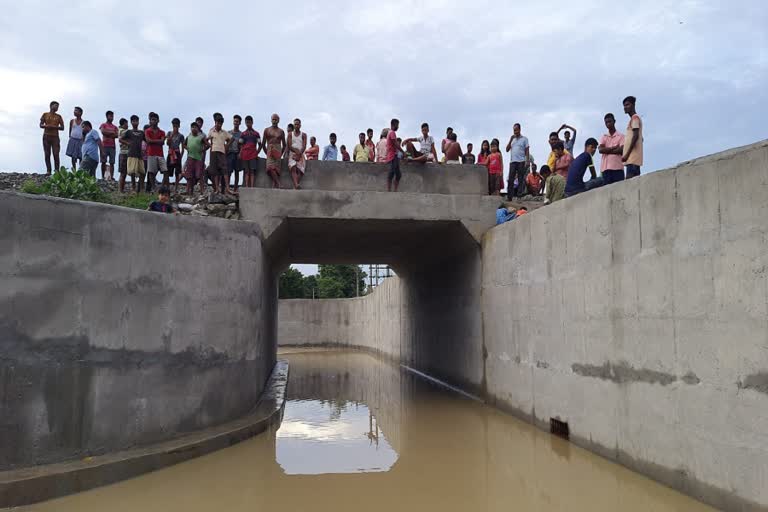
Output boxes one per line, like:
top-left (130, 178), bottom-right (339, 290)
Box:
top-left (2, 0), bottom-right (766, 273)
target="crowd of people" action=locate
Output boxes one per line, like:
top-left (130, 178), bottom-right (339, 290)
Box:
top-left (38, 96), bottom-right (643, 200)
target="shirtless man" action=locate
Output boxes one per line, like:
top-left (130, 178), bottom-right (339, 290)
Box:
top-left (443, 133), bottom-right (463, 164)
top-left (262, 113), bottom-right (286, 188)
top-left (287, 118), bottom-right (308, 189)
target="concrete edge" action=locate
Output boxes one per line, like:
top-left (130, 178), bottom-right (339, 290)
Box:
top-left (0, 360), bottom-right (289, 509)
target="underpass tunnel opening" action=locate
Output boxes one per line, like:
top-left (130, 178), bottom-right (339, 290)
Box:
top-left (271, 217), bottom-right (486, 396)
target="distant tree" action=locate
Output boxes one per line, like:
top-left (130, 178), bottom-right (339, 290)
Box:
top-left (302, 275), bottom-right (318, 299)
top-left (317, 264), bottom-right (367, 298)
top-left (278, 267), bottom-right (306, 299)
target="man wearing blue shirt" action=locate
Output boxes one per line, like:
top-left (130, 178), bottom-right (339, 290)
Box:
top-left (322, 133), bottom-right (339, 161)
top-left (505, 123), bottom-right (530, 199)
top-left (565, 138), bottom-right (598, 198)
top-left (80, 121), bottom-right (103, 177)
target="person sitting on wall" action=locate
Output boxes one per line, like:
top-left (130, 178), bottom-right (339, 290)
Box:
top-left (565, 138), bottom-right (599, 198)
top-left (402, 123), bottom-right (438, 163)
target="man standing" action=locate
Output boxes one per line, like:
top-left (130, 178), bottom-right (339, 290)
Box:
top-left (386, 119), bottom-right (401, 192)
top-left (144, 113), bottom-right (167, 194)
top-left (166, 118), bottom-right (185, 192)
top-left (365, 128), bottom-right (376, 162)
top-left (66, 106), bottom-right (84, 171)
top-left (622, 96), bottom-right (643, 178)
top-left (322, 133), bottom-right (338, 161)
top-left (228, 114), bottom-right (243, 192)
top-left (402, 123), bottom-right (437, 163)
top-left (39, 101), bottom-right (64, 175)
top-left (120, 115), bottom-right (146, 193)
top-left (598, 113), bottom-right (626, 185)
top-left (558, 123), bottom-right (578, 154)
top-left (505, 123), bottom-right (530, 199)
top-left (79, 121), bottom-right (103, 177)
top-left (287, 118), bottom-right (307, 189)
top-left (353, 133), bottom-right (369, 162)
top-left (263, 114), bottom-right (286, 188)
top-left (99, 111), bottom-right (118, 181)
top-left (207, 113), bottom-right (233, 194)
top-left (565, 138), bottom-right (598, 197)
top-left (239, 116), bottom-right (261, 188)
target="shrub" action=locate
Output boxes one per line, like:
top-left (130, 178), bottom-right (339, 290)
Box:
top-left (20, 180), bottom-right (44, 195)
top-left (42, 170), bottom-right (106, 202)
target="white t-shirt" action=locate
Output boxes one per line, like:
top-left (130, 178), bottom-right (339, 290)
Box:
top-left (417, 135), bottom-right (435, 156)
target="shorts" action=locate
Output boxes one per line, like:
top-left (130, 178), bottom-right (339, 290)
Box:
top-left (184, 159), bottom-right (205, 181)
top-left (146, 155), bottom-right (167, 175)
top-left (227, 152), bottom-right (242, 173)
top-left (207, 151), bottom-right (227, 177)
top-left (388, 157), bottom-right (401, 181)
top-left (81, 156), bottom-right (98, 176)
top-left (127, 157), bottom-right (146, 176)
top-left (242, 159), bottom-right (258, 172)
top-left (625, 164), bottom-right (641, 179)
top-left (101, 146), bottom-right (116, 165)
top-left (42, 135), bottom-right (60, 154)
top-left (119, 154), bottom-right (128, 175)
top-left (602, 169), bottom-right (624, 184)
top-left (167, 150), bottom-right (182, 174)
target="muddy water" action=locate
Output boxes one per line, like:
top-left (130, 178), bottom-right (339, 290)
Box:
top-left (23, 349), bottom-right (716, 512)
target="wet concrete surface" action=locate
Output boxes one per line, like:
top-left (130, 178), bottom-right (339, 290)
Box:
top-left (20, 349), bottom-right (717, 512)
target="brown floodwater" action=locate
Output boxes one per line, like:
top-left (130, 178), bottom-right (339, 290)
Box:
top-left (21, 349), bottom-right (716, 512)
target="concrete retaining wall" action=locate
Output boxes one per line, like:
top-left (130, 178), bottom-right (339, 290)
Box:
top-left (0, 192), bottom-right (276, 470)
top-left (250, 158), bottom-right (486, 195)
top-left (481, 140), bottom-right (768, 511)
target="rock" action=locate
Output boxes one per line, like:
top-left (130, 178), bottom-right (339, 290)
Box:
top-left (206, 204), bottom-right (228, 213)
top-left (177, 203), bottom-right (194, 212)
top-left (225, 210), bottom-right (233, 219)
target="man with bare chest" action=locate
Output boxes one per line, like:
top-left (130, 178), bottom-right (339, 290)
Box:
top-left (263, 113), bottom-right (286, 188)
top-left (444, 133), bottom-right (463, 164)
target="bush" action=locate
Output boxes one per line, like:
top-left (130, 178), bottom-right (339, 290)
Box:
top-left (20, 180), bottom-right (44, 195)
top-left (42, 170), bottom-right (106, 202)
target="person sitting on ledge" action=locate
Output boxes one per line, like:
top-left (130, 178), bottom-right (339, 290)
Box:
top-left (402, 122), bottom-right (437, 163)
top-left (305, 136), bottom-right (320, 160)
top-left (443, 133), bottom-right (463, 164)
top-left (565, 138), bottom-right (598, 198)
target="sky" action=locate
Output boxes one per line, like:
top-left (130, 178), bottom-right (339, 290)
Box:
top-left (2, 0), bottom-right (766, 275)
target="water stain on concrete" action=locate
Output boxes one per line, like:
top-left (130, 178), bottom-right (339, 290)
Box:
top-left (571, 361), bottom-right (680, 386)
top-left (737, 372), bottom-right (768, 394)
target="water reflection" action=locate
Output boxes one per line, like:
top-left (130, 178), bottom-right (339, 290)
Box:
top-left (276, 399), bottom-right (397, 474)
top-left (22, 348), bottom-right (717, 512)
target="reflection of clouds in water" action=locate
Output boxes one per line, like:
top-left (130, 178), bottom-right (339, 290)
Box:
top-left (276, 399), bottom-right (398, 475)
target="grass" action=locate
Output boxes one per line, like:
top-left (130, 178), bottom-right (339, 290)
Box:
top-left (108, 192), bottom-right (154, 210)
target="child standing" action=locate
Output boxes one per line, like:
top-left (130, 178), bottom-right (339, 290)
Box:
top-left (119, 115), bottom-right (146, 193)
top-left (239, 116), bottom-right (261, 188)
top-left (117, 118), bottom-right (129, 192)
top-left (166, 118), bottom-right (185, 193)
top-left (183, 122), bottom-right (206, 195)
top-left (477, 140), bottom-right (491, 166)
top-left (485, 140), bottom-right (504, 196)
top-left (66, 106), bottom-right (84, 171)
top-left (227, 115), bottom-right (243, 192)
top-left (147, 185), bottom-right (176, 214)
top-left (340, 145), bottom-right (350, 162)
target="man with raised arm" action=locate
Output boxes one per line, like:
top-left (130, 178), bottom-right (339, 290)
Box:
top-left (262, 114), bottom-right (286, 189)
top-left (558, 123), bottom-right (577, 154)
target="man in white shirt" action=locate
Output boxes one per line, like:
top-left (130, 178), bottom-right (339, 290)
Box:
top-left (402, 122), bottom-right (438, 163)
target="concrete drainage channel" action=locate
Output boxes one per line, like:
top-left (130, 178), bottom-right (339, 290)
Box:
top-left (0, 361), bottom-right (289, 509)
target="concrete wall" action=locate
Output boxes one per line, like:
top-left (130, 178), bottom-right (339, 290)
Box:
top-left (249, 158), bottom-right (486, 195)
top-left (0, 192), bottom-right (276, 469)
top-left (481, 140), bottom-right (768, 512)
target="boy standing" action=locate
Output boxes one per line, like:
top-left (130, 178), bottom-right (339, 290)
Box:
top-left (166, 118), bottom-right (185, 192)
top-left (463, 143), bottom-right (476, 164)
top-left (66, 106), bottom-right (84, 171)
top-left (117, 118), bottom-right (130, 192)
top-left (386, 118), bottom-right (401, 192)
top-left (207, 113), bottom-right (232, 194)
top-left (99, 111), bottom-right (118, 181)
top-left (144, 113), bottom-right (167, 193)
top-left (39, 100), bottom-right (64, 175)
top-left (340, 145), bottom-right (350, 162)
top-left (183, 122), bottom-right (206, 195)
top-left (622, 96), bottom-right (643, 179)
top-left (239, 116), bottom-right (261, 188)
top-left (119, 115), bottom-right (146, 193)
top-left (228, 115), bottom-right (243, 192)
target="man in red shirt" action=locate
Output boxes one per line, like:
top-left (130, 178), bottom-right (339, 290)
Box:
top-left (525, 164), bottom-right (543, 196)
top-left (386, 119), bottom-right (401, 192)
top-left (99, 110), bottom-right (118, 181)
top-left (144, 112), bottom-right (167, 193)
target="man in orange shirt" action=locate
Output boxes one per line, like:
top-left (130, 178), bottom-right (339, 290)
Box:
top-left (39, 101), bottom-right (64, 175)
top-left (525, 164), bottom-right (543, 196)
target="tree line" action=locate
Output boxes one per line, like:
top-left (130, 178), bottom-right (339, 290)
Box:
top-left (279, 265), bottom-right (368, 299)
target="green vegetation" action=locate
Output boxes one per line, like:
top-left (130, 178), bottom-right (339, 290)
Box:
top-left (279, 265), bottom-right (367, 299)
top-left (20, 180), bottom-right (44, 194)
top-left (43, 169), bottom-right (107, 202)
top-left (109, 193), bottom-right (154, 210)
